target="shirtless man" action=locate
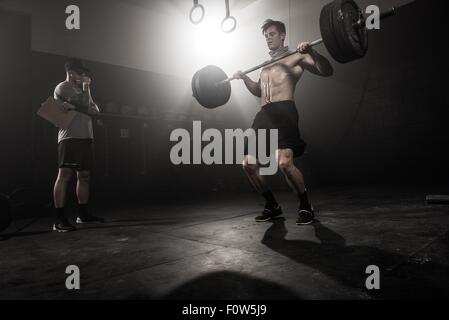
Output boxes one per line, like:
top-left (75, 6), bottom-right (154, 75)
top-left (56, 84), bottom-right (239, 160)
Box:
top-left (234, 19), bottom-right (333, 225)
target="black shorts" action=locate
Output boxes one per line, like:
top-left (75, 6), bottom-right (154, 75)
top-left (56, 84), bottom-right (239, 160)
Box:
top-left (58, 139), bottom-right (94, 171)
top-left (244, 100), bottom-right (307, 158)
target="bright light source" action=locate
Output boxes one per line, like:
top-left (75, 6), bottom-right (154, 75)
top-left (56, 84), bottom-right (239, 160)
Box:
top-left (166, 1), bottom-right (251, 79)
top-left (188, 18), bottom-right (235, 66)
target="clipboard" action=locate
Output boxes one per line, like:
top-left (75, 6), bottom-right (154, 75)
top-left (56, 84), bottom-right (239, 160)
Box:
top-left (37, 97), bottom-right (77, 129)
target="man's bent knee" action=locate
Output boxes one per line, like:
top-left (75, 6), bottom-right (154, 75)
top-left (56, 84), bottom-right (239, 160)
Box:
top-left (277, 149), bottom-right (295, 173)
top-left (278, 159), bottom-right (295, 172)
top-left (277, 155), bottom-right (295, 174)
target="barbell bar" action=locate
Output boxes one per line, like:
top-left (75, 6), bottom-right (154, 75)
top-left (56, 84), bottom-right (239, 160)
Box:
top-left (218, 5), bottom-right (400, 77)
top-left (219, 38), bottom-right (325, 85)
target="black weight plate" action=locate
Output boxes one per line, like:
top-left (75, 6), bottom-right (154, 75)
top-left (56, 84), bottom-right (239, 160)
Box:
top-left (192, 65), bottom-right (231, 109)
top-left (332, 0), bottom-right (368, 63)
top-left (339, 0), bottom-right (368, 57)
top-left (320, 2), bottom-right (345, 63)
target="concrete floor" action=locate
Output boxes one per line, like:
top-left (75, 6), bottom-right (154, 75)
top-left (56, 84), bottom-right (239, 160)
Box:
top-left (1, 184), bottom-right (448, 300)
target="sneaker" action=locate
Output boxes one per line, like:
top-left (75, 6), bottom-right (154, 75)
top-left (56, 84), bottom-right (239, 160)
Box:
top-left (53, 217), bottom-right (76, 232)
top-left (76, 215), bottom-right (105, 224)
top-left (255, 205), bottom-right (283, 222)
top-left (296, 207), bottom-right (315, 225)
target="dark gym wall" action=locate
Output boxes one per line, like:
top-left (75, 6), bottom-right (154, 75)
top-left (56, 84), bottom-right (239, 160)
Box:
top-left (290, 0), bottom-right (449, 185)
top-left (0, 9), bottom-right (32, 194)
top-left (334, 0), bottom-right (449, 185)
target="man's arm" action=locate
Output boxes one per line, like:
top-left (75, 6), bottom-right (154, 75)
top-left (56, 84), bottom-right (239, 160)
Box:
top-left (54, 83), bottom-right (88, 114)
top-left (85, 84), bottom-right (100, 114)
top-left (297, 42), bottom-right (333, 77)
top-left (64, 93), bottom-right (90, 115)
top-left (233, 71), bottom-right (262, 97)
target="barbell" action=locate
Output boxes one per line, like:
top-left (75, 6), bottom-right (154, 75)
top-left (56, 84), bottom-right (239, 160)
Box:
top-left (192, 0), bottom-right (396, 109)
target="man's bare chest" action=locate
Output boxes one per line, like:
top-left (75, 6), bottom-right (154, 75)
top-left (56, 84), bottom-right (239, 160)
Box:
top-left (261, 63), bottom-right (302, 83)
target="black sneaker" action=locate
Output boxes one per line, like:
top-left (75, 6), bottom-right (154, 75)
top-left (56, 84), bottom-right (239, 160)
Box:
top-left (53, 217), bottom-right (76, 232)
top-left (296, 207), bottom-right (315, 225)
top-left (255, 205), bottom-right (283, 222)
top-left (76, 215), bottom-right (105, 224)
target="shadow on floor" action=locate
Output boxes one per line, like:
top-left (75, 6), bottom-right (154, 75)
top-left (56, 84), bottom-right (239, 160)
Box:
top-left (261, 219), bottom-right (449, 299)
top-left (157, 271), bottom-right (301, 300)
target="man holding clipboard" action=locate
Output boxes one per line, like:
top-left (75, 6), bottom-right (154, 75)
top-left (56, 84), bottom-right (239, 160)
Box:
top-left (51, 58), bottom-right (104, 232)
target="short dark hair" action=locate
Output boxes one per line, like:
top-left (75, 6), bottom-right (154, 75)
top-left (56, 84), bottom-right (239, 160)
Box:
top-left (65, 58), bottom-right (89, 75)
top-left (261, 19), bottom-right (286, 35)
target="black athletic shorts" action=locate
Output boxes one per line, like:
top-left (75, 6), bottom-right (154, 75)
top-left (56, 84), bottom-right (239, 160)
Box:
top-left (244, 100), bottom-right (307, 158)
top-left (58, 138), bottom-right (94, 171)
